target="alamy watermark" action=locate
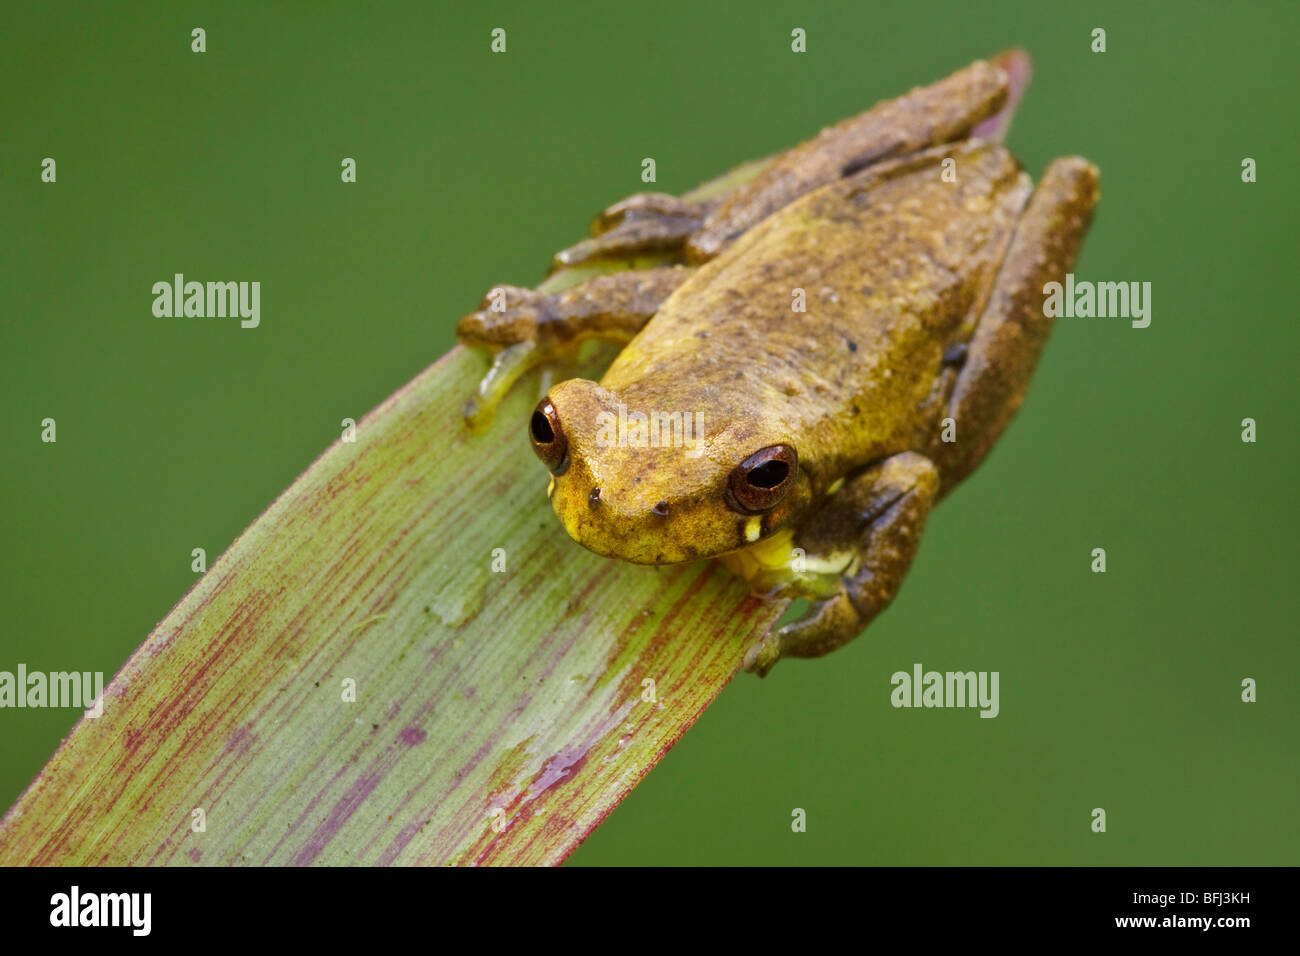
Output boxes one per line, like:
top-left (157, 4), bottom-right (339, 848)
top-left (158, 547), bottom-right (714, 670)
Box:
top-left (0, 664), bottom-right (104, 717)
top-left (891, 663), bottom-right (999, 718)
top-left (50, 886), bottom-right (150, 936)
top-left (1043, 273), bottom-right (1151, 328)
top-left (152, 273), bottom-right (260, 328)
top-left (595, 403), bottom-right (704, 458)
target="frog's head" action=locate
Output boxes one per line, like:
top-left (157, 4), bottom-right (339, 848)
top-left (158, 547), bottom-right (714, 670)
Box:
top-left (529, 379), bottom-right (811, 564)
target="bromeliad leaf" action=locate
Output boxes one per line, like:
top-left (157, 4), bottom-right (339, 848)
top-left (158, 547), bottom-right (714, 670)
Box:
top-left (0, 342), bottom-right (785, 866)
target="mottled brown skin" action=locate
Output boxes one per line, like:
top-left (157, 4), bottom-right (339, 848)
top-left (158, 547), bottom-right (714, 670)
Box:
top-left (548, 141), bottom-right (1029, 555)
top-left (458, 267), bottom-right (694, 351)
top-left (458, 53), bottom-right (1100, 676)
top-left (685, 58), bottom-right (1010, 262)
top-left (553, 194), bottom-right (717, 270)
top-left (457, 267), bottom-right (695, 422)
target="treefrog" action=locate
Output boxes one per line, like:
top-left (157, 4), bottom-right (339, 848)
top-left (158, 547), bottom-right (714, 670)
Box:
top-left (457, 51), bottom-right (1099, 676)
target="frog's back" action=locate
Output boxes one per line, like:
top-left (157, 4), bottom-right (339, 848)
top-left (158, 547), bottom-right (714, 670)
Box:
top-left (602, 141), bottom-right (1032, 484)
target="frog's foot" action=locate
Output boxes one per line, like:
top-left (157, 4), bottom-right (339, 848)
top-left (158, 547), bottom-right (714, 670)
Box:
top-left (741, 452), bottom-right (939, 677)
top-left (743, 594), bottom-right (861, 678)
top-left (928, 156), bottom-right (1100, 493)
top-left (457, 266), bottom-right (694, 428)
top-left (460, 339), bottom-right (549, 429)
top-left (552, 193), bottom-right (717, 270)
top-left (457, 286), bottom-right (553, 428)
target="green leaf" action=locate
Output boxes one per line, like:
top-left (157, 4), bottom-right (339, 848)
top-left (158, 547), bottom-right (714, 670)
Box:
top-left (0, 339), bottom-right (785, 866)
top-left (0, 141), bottom-right (783, 866)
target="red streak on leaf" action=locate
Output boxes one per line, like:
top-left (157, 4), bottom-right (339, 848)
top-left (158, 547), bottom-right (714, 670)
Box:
top-left (0, 347), bottom-right (786, 866)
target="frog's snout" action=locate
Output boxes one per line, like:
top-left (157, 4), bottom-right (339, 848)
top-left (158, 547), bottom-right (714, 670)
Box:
top-left (529, 379), bottom-right (729, 565)
top-left (530, 378), bottom-right (809, 565)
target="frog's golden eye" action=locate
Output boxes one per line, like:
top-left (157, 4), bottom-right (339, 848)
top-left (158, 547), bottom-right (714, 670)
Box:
top-left (726, 444), bottom-right (797, 514)
top-left (529, 398), bottom-right (569, 475)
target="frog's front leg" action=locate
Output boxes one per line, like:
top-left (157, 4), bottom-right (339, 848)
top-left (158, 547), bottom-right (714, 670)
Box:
top-left (929, 157), bottom-right (1100, 492)
top-left (740, 452), bottom-right (939, 677)
top-left (552, 194), bottom-right (716, 270)
top-left (457, 265), bottom-right (693, 426)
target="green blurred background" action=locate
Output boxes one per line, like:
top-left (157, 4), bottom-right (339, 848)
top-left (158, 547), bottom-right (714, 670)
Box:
top-left (2, 0), bottom-right (1296, 864)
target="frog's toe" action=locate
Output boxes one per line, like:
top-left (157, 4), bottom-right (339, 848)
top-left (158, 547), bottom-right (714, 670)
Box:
top-left (744, 596), bottom-right (844, 676)
top-left (745, 590), bottom-right (865, 676)
top-left (462, 341), bottom-right (539, 430)
top-left (742, 633), bottom-right (784, 678)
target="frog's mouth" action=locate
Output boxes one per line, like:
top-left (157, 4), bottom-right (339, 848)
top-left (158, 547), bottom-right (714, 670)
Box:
top-left (546, 466), bottom-right (737, 566)
top-left (550, 487), bottom-right (713, 566)
top-left (567, 529), bottom-right (707, 567)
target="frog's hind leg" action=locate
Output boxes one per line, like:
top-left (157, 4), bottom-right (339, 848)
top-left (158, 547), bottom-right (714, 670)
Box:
top-left (457, 265), bottom-right (693, 426)
top-left (688, 53), bottom-right (1025, 262)
top-left (928, 157), bottom-right (1100, 493)
top-left (742, 452), bottom-right (940, 677)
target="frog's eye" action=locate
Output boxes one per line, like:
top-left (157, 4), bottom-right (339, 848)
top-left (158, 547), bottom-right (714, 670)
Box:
top-left (726, 444), bottom-right (797, 514)
top-left (529, 398), bottom-right (569, 475)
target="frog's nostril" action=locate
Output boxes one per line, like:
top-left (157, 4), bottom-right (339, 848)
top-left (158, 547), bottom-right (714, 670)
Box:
top-left (589, 487), bottom-right (601, 506)
top-left (652, 501), bottom-right (670, 517)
